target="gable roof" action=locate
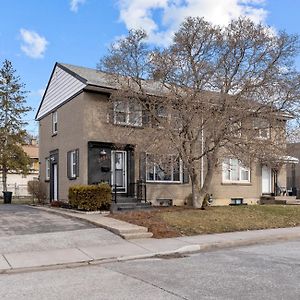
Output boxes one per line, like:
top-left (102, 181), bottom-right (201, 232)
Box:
top-left (35, 62), bottom-right (168, 120)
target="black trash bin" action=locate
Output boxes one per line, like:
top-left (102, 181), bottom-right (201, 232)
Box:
top-left (3, 191), bottom-right (12, 204)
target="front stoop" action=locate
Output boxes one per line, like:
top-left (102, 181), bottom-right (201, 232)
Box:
top-left (110, 197), bottom-right (152, 212)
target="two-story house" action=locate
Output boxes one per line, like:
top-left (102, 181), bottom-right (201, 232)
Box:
top-left (36, 63), bottom-right (295, 205)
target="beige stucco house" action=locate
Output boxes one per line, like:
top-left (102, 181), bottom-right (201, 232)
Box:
top-left (36, 63), bottom-right (293, 206)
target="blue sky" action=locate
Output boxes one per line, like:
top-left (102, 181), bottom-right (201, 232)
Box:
top-left (1, 0), bottom-right (300, 136)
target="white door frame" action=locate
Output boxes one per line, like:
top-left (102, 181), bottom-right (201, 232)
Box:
top-left (53, 163), bottom-right (58, 201)
top-left (111, 150), bottom-right (127, 193)
top-left (262, 165), bottom-right (272, 194)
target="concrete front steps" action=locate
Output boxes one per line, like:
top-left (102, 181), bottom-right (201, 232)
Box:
top-left (111, 197), bottom-right (152, 212)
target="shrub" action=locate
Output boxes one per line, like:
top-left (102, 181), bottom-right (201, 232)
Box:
top-left (68, 183), bottom-right (112, 211)
top-left (27, 180), bottom-right (47, 204)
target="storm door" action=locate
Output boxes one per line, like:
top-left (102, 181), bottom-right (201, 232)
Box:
top-left (111, 150), bottom-right (127, 193)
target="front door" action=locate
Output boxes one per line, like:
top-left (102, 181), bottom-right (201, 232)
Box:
top-left (262, 165), bottom-right (271, 194)
top-left (111, 150), bottom-right (127, 193)
top-left (53, 163), bottom-right (58, 201)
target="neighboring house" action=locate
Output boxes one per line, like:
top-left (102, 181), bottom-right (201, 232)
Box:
top-left (36, 63), bottom-right (294, 205)
top-left (1, 139), bottom-right (39, 197)
top-left (286, 143), bottom-right (300, 195)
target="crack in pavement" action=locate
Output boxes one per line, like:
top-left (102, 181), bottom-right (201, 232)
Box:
top-left (102, 265), bottom-right (189, 300)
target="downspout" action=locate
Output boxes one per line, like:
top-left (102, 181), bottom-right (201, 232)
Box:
top-left (201, 117), bottom-right (204, 188)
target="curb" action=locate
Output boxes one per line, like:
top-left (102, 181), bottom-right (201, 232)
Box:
top-left (1, 231), bottom-right (300, 275)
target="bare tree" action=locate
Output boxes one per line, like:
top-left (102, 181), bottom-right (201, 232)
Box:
top-left (99, 18), bottom-right (300, 208)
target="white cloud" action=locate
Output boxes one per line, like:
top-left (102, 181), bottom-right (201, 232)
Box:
top-left (117, 0), bottom-right (268, 45)
top-left (20, 29), bottom-right (48, 59)
top-left (70, 0), bottom-right (86, 12)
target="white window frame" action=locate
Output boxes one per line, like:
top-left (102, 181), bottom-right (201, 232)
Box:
top-left (113, 100), bottom-right (142, 127)
top-left (45, 157), bottom-right (50, 181)
top-left (253, 118), bottom-right (270, 139)
top-left (229, 119), bottom-right (242, 138)
top-left (146, 154), bottom-right (183, 183)
top-left (52, 111), bottom-right (58, 134)
top-left (69, 150), bottom-right (77, 178)
top-left (222, 158), bottom-right (250, 183)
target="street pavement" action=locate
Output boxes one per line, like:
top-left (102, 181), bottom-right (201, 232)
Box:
top-left (0, 239), bottom-right (299, 300)
top-left (1, 203), bottom-right (300, 288)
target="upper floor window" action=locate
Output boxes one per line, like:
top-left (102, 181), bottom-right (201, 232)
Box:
top-left (114, 100), bottom-right (142, 127)
top-left (229, 119), bottom-right (242, 138)
top-left (222, 158), bottom-right (250, 183)
top-left (146, 154), bottom-right (182, 183)
top-left (253, 118), bottom-right (270, 139)
top-left (52, 111), bottom-right (58, 134)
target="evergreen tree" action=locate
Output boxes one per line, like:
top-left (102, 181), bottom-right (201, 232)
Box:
top-left (0, 60), bottom-right (31, 192)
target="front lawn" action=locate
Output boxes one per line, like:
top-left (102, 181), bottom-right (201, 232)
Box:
top-left (110, 205), bottom-right (300, 238)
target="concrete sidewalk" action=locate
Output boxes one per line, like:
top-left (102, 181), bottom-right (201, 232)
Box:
top-left (1, 226), bottom-right (300, 274)
top-left (33, 206), bottom-right (153, 239)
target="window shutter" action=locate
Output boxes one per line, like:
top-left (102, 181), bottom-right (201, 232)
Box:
top-left (107, 102), bottom-right (114, 124)
top-left (142, 110), bottom-right (150, 127)
top-left (139, 152), bottom-right (147, 181)
top-left (75, 149), bottom-right (79, 177)
top-left (67, 151), bottom-right (71, 179)
top-left (183, 165), bottom-right (190, 184)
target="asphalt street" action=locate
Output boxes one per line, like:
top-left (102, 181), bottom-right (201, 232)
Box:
top-left (0, 239), bottom-right (299, 300)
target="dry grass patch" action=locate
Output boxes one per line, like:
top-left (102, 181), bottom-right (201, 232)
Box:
top-left (110, 205), bottom-right (300, 238)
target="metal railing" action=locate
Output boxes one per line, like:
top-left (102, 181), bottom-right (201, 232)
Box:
top-left (112, 180), bottom-right (147, 203)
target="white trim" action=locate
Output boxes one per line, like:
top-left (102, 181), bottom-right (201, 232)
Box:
top-left (45, 158), bottom-right (50, 180)
top-left (111, 150), bottom-right (127, 193)
top-left (146, 154), bottom-right (183, 183)
top-left (262, 165), bottom-right (272, 194)
top-left (52, 111), bottom-right (58, 134)
top-left (222, 158), bottom-right (251, 183)
top-left (70, 150), bottom-right (77, 178)
top-left (53, 164), bottom-right (58, 201)
top-left (113, 100), bottom-right (142, 127)
top-left (36, 65), bottom-right (86, 120)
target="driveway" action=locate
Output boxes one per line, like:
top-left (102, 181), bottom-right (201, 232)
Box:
top-left (0, 204), bottom-right (96, 236)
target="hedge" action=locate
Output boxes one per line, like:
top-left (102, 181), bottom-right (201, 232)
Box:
top-left (68, 183), bottom-right (112, 211)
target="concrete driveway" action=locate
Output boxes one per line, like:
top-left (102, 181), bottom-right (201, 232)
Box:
top-left (0, 204), bottom-right (96, 236)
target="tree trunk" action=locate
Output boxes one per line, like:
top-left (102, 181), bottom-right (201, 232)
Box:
top-left (190, 152), bottom-right (218, 209)
top-left (191, 173), bottom-right (202, 208)
top-left (2, 167), bottom-right (7, 192)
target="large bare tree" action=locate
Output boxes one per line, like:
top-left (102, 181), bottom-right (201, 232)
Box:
top-left (99, 18), bottom-right (300, 208)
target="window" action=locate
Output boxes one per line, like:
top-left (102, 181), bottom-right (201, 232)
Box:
top-left (229, 119), bottom-right (242, 138)
top-left (154, 105), bottom-right (168, 128)
top-left (146, 154), bottom-right (182, 183)
top-left (67, 149), bottom-right (79, 179)
top-left (52, 111), bottom-right (58, 134)
top-left (45, 158), bottom-right (50, 181)
top-left (253, 118), bottom-right (270, 139)
top-left (114, 100), bottom-right (142, 127)
top-left (222, 158), bottom-right (250, 183)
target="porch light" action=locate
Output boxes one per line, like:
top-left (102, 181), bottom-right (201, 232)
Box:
top-left (100, 149), bottom-right (107, 156)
